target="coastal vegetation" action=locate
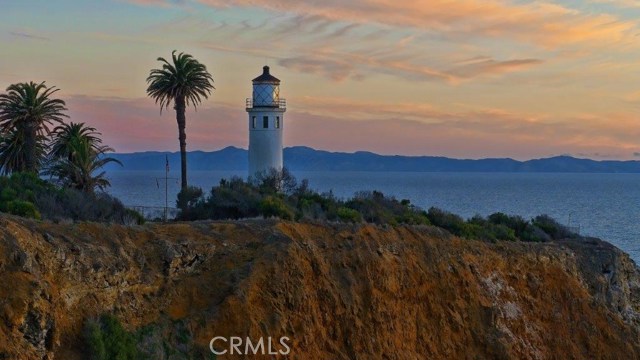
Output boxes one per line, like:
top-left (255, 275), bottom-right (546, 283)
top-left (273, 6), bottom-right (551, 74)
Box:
top-left (0, 77), bottom-right (575, 241)
top-left (0, 172), bottom-right (142, 224)
top-left (146, 50), bottom-right (215, 190)
top-left (83, 314), bottom-right (214, 360)
top-left (177, 168), bottom-right (576, 243)
top-left (0, 81), bottom-right (137, 224)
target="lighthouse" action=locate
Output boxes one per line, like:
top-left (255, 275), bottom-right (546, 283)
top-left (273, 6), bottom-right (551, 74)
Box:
top-left (246, 66), bottom-right (286, 177)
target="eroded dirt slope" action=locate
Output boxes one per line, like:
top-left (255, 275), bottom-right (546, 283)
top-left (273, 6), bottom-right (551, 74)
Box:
top-left (0, 215), bottom-right (639, 359)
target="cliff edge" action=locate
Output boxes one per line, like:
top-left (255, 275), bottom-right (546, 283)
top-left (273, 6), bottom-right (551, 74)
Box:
top-left (0, 215), bottom-right (639, 359)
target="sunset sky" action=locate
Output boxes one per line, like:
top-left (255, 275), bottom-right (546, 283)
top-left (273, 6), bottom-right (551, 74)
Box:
top-left (1, 0), bottom-right (640, 160)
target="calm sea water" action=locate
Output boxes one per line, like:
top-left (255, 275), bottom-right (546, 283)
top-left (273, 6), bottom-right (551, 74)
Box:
top-left (106, 171), bottom-right (640, 264)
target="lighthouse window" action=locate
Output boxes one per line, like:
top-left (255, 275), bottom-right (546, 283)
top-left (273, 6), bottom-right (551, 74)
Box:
top-left (252, 116), bottom-right (256, 129)
top-left (263, 116), bottom-right (269, 129)
top-left (275, 116), bottom-right (280, 129)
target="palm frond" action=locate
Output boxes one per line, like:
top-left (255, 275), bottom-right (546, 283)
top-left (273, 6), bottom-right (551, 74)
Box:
top-left (0, 81), bottom-right (68, 173)
top-left (146, 50), bottom-right (215, 113)
top-left (46, 123), bottom-right (122, 193)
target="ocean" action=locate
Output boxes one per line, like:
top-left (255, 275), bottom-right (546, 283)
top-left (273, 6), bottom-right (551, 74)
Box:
top-left (106, 170), bottom-right (640, 264)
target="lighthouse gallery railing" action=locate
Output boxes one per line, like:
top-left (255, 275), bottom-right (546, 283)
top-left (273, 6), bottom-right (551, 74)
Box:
top-left (246, 98), bottom-right (286, 110)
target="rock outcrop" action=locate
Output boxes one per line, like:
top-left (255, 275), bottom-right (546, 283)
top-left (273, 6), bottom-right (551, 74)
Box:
top-left (0, 215), bottom-right (639, 359)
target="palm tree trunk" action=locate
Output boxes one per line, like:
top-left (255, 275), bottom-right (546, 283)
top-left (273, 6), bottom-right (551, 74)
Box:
top-left (24, 123), bottom-right (37, 173)
top-left (175, 96), bottom-right (188, 189)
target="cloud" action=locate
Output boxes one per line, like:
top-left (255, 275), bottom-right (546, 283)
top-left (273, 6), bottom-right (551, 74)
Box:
top-left (278, 57), bottom-right (360, 82)
top-left (64, 96), bottom-right (246, 153)
top-left (576, 152), bottom-right (621, 158)
top-left (276, 54), bottom-right (542, 83)
top-left (624, 91), bottom-right (640, 102)
top-left (121, 0), bottom-right (185, 6)
top-left (285, 96), bottom-right (640, 158)
top-left (59, 94), bottom-right (640, 160)
top-left (9, 31), bottom-right (50, 41)
top-left (191, 0), bottom-right (637, 49)
top-left (592, 0), bottom-right (640, 8)
top-left (447, 58), bottom-right (544, 79)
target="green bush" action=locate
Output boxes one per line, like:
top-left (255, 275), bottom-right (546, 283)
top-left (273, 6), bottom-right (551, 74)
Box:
top-left (0, 172), bottom-right (141, 224)
top-left (5, 200), bottom-right (40, 219)
top-left (124, 208), bottom-right (145, 226)
top-left (426, 210), bottom-right (562, 243)
top-left (395, 210), bottom-right (430, 225)
top-left (174, 171), bottom-right (576, 245)
top-left (426, 207), bottom-right (466, 235)
top-left (337, 207), bottom-right (362, 223)
top-left (84, 314), bottom-right (139, 360)
top-left (0, 173), bottom-right (49, 219)
top-left (345, 191), bottom-right (427, 225)
top-left (260, 195), bottom-right (294, 220)
top-left (176, 185), bottom-right (203, 211)
top-left (532, 215), bottom-right (575, 240)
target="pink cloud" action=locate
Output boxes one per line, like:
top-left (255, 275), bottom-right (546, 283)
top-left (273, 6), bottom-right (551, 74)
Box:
top-left (64, 96), bottom-right (246, 153)
top-left (60, 94), bottom-right (640, 160)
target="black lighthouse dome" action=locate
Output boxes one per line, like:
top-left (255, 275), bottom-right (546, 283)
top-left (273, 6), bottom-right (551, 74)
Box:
top-left (252, 66), bottom-right (280, 83)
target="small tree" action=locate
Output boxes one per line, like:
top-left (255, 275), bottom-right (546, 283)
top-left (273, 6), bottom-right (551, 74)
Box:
top-left (250, 167), bottom-right (297, 194)
top-left (46, 124), bottom-right (121, 193)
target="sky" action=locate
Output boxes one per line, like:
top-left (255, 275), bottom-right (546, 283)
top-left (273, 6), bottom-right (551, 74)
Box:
top-left (1, 0), bottom-right (640, 160)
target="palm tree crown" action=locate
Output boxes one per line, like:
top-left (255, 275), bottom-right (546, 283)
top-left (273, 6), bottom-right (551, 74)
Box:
top-left (0, 81), bottom-right (68, 173)
top-left (146, 50), bottom-right (214, 112)
top-left (146, 50), bottom-right (214, 189)
top-left (50, 122), bottom-right (104, 161)
top-left (45, 122), bottom-right (121, 193)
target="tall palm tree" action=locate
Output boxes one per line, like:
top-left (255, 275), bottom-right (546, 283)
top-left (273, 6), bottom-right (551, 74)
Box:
top-left (146, 50), bottom-right (214, 189)
top-left (45, 126), bottom-right (122, 193)
top-left (0, 81), bottom-right (68, 173)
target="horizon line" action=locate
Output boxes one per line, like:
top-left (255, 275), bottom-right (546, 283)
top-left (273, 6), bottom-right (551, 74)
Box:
top-left (109, 146), bottom-right (640, 163)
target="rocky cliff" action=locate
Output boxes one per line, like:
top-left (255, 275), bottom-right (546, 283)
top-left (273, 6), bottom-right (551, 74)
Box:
top-left (0, 214), bottom-right (639, 359)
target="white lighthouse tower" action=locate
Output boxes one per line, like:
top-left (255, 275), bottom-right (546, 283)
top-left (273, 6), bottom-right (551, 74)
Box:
top-left (246, 66), bottom-right (286, 177)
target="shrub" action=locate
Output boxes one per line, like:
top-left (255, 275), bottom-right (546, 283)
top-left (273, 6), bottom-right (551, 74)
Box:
top-left (250, 167), bottom-right (297, 195)
top-left (83, 314), bottom-right (139, 360)
top-left (0, 172), bottom-right (142, 224)
top-left (38, 190), bottom-right (140, 224)
top-left (345, 190), bottom-right (427, 225)
top-left (84, 318), bottom-right (107, 360)
top-left (259, 196), bottom-right (294, 220)
top-left (5, 200), bottom-right (40, 219)
top-left (488, 213), bottom-right (527, 234)
top-left (466, 215), bottom-right (517, 242)
top-left (174, 172), bottom-right (574, 246)
top-left (426, 207), bottom-right (466, 235)
top-left (176, 185), bottom-right (204, 219)
top-left (395, 209), bottom-right (430, 226)
top-left (337, 207), bottom-right (362, 223)
top-left (176, 185), bottom-right (203, 211)
top-left (520, 224), bottom-right (551, 242)
top-left (532, 214), bottom-right (575, 240)
top-left (123, 208), bottom-right (145, 226)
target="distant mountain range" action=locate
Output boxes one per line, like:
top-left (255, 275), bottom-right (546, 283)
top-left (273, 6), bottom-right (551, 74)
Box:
top-left (103, 146), bottom-right (640, 173)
